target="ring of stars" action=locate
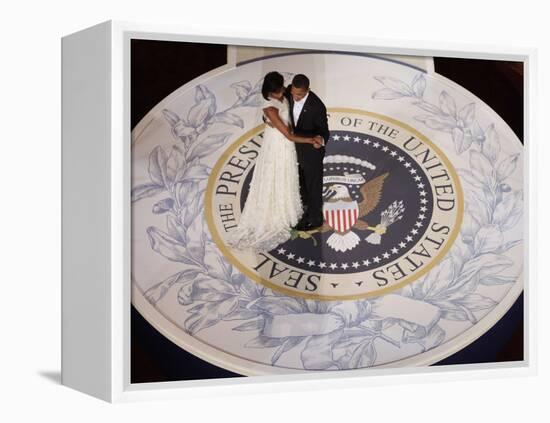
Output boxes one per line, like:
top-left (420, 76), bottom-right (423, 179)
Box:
top-left (276, 131), bottom-right (433, 272)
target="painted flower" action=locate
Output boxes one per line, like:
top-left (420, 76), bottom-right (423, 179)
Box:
top-left (162, 85), bottom-right (217, 146)
top-left (414, 91), bottom-right (479, 154)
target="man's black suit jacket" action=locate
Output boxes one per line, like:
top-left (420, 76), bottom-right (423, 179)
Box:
top-left (284, 85), bottom-right (330, 145)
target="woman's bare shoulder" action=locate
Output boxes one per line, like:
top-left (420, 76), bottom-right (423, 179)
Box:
top-left (262, 97), bottom-right (281, 109)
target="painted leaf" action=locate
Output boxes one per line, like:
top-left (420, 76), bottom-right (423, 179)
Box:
top-left (415, 114), bottom-right (455, 131)
top-left (373, 76), bottom-right (414, 96)
top-left (474, 224), bottom-right (503, 255)
top-left (191, 275), bottom-right (236, 302)
top-left (188, 96), bottom-right (215, 128)
top-left (500, 191), bottom-right (523, 232)
top-left (469, 150), bottom-right (497, 190)
top-left (186, 214), bottom-right (206, 264)
top-left (411, 73), bottom-right (426, 98)
top-left (232, 319), bottom-right (265, 332)
top-left (212, 112), bottom-right (244, 128)
top-left (152, 198), bottom-right (174, 214)
top-left (271, 336), bottom-right (305, 365)
top-left (230, 80), bottom-right (252, 100)
top-left (148, 146), bottom-right (168, 187)
top-left (482, 124), bottom-right (501, 163)
top-left (248, 296), bottom-right (304, 315)
top-left (458, 103), bottom-right (476, 127)
top-left (372, 88), bottom-right (405, 100)
top-left (413, 101), bottom-right (441, 114)
top-left (131, 183), bottom-right (163, 202)
top-left (439, 91), bottom-right (457, 117)
top-left (496, 153), bottom-right (520, 182)
top-left (146, 226), bottom-right (195, 264)
top-left (301, 329), bottom-right (343, 370)
top-left (144, 269), bottom-right (200, 304)
top-left (188, 133), bottom-right (231, 160)
top-left (162, 109), bottom-right (181, 126)
top-left (348, 339), bottom-right (377, 368)
top-left (245, 335), bottom-right (286, 348)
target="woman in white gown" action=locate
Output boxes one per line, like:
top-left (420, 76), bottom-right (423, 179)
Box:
top-left (226, 71), bottom-right (322, 252)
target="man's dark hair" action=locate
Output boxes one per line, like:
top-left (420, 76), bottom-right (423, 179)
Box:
top-left (292, 74), bottom-right (310, 90)
top-left (261, 71), bottom-right (285, 100)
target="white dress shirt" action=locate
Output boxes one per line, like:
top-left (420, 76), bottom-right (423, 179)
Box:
top-left (292, 91), bottom-right (309, 126)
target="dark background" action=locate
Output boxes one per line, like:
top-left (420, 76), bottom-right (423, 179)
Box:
top-left (130, 39), bottom-right (524, 383)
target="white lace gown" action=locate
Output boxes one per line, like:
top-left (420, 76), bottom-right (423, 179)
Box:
top-left (226, 96), bottom-right (304, 252)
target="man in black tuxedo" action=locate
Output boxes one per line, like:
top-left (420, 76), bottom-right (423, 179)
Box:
top-left (284, 74), bottom-right (330, 230)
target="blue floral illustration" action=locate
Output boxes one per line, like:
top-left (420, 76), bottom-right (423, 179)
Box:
top-left (132, 72), bottom-right (523, 370)
top-left (372, 73), bottom-right (489, 154)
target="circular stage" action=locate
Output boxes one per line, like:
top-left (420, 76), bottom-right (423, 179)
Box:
top-left (131, 52), bottom-right (523, 375)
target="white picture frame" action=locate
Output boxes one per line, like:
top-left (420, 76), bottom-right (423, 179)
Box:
top-left (61, 20), bottom-right (537, 403)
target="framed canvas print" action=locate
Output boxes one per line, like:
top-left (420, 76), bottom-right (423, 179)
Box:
top-left (61, 20), bottom-right (536, 402)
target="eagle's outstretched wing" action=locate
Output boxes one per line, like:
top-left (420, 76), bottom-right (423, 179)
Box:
top-left (358, 172), bottom-right (389, 217)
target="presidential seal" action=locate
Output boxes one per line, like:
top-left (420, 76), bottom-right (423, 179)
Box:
top-left (206, 109), bottom-right (464, 300)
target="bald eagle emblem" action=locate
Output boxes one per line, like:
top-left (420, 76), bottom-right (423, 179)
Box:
top-left (319, 172), bottom-right (405, 252)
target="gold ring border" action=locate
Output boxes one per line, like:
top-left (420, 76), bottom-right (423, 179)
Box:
top-left (205, 108), bottom-right (464, 301)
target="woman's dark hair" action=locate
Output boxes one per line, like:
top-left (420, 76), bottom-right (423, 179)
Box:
top-left (261, 71), bottom-right (285, 100)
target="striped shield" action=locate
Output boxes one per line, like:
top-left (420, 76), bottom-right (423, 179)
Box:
top-left (323, 200), bottom-right (359, 233)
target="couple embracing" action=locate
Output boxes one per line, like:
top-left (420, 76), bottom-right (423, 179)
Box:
top-left (226, 71), bottom-right (330, 252)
